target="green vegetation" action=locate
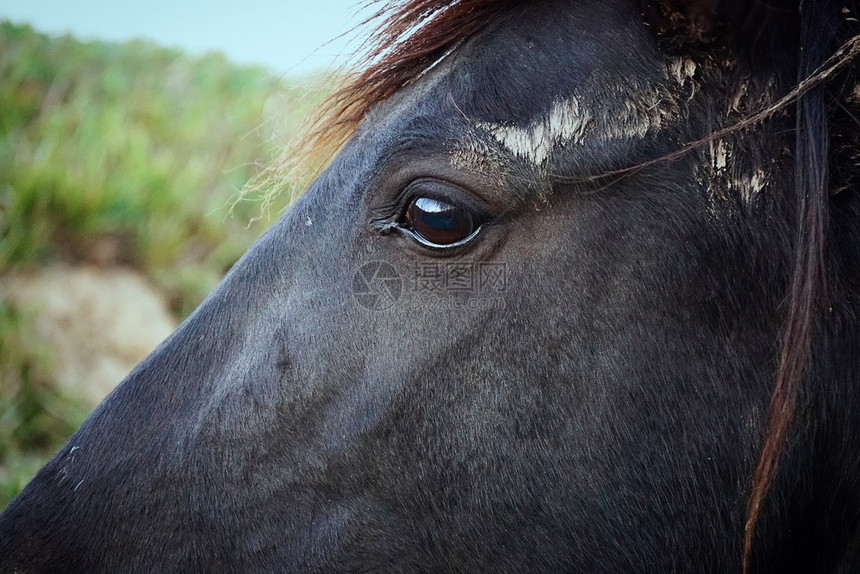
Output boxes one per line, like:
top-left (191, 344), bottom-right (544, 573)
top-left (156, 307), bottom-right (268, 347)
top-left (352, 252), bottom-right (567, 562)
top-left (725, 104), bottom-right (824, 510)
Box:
top-left (0, 20), bottom-right (328, 508)
top-left (0, 299), bottom-right (89, 503)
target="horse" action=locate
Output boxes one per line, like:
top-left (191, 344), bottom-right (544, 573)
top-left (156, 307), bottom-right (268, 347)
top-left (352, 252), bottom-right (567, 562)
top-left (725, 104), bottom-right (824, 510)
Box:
top-left (2, 0), bottom-right (859, 571)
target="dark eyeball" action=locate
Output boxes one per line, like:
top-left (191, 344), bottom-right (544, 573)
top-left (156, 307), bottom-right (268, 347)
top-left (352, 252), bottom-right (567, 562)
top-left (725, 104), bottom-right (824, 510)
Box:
top-left (405, 196), bottom-right (476, 247)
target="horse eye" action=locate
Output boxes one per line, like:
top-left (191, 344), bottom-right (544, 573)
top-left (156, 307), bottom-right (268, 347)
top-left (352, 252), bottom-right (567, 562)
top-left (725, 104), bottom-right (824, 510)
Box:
top-left (405, 196), bottom-right (477, 247)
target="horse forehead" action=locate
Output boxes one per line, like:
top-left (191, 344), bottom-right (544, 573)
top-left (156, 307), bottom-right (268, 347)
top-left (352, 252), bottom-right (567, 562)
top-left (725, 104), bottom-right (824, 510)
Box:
top-left (444, 57), bottom-right (696, 173)
top-left (362, 3), bottom-right (662, 154)
top-left (436, 2), bottom-right (675, 169)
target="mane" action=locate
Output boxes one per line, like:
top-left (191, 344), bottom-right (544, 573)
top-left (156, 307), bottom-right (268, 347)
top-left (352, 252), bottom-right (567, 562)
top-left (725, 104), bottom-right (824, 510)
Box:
top-left (731, 2), bottom-right (859, 571)
top-left (252, 0), bottom-right (859, 568)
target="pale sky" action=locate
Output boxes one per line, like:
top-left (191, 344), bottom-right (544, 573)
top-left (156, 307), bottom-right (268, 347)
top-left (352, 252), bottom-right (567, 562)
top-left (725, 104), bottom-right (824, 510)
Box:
top-left (0, 0), bottom-right (376, 76)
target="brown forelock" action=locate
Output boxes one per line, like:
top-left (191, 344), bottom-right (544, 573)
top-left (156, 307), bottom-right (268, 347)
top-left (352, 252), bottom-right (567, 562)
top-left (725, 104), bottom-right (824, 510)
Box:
top-left (296, 0), bottom-right (519, 175)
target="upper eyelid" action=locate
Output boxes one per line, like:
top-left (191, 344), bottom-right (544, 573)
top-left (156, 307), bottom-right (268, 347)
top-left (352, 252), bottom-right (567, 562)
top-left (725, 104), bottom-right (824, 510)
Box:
top-left (398, 179), bottom-right (492, 220)
top-left (367, 148), bottom-right (513, 208)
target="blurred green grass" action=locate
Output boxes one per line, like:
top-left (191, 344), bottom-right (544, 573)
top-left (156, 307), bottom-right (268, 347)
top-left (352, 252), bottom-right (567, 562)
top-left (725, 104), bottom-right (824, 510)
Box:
top-left (0, 20), bottom-right (328, 508)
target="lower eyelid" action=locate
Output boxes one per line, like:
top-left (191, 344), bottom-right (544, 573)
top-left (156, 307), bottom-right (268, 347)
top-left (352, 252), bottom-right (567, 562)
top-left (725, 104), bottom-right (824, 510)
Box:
top-left (397, 224), bottom-right (483, 251)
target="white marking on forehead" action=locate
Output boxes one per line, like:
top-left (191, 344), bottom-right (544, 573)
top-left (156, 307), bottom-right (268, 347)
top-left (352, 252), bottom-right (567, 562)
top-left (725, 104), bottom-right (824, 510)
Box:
top-left (734, 169), bottom-right (768, 204)
top-left (710, 139), bottom-right (728, 171)
top-left (729, 80), bottom-right (749, 114)
top-left (706, 75), bottom-right (779, 207)
top-left (703, 138), bottom-right (771, 207)
top-left (479, 97), bottom-right (593, 165)
top-left (457, 57), bottom-right (708, 172)
top-left (477, 89), bottom-right (676, 166)
top-left (605, 88), bottom-right (674, 139)
top-left (669, 57), bottom-right (697, 85)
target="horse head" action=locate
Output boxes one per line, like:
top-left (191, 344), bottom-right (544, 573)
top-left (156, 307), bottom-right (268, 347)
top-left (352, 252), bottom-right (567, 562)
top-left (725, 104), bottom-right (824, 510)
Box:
top-left (2, 1), bottom-right (859, 571)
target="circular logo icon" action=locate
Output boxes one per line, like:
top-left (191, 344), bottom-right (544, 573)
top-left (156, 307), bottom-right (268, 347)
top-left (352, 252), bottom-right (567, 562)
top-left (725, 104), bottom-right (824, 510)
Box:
top-left (352, 261), bottom-right (402, 310)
